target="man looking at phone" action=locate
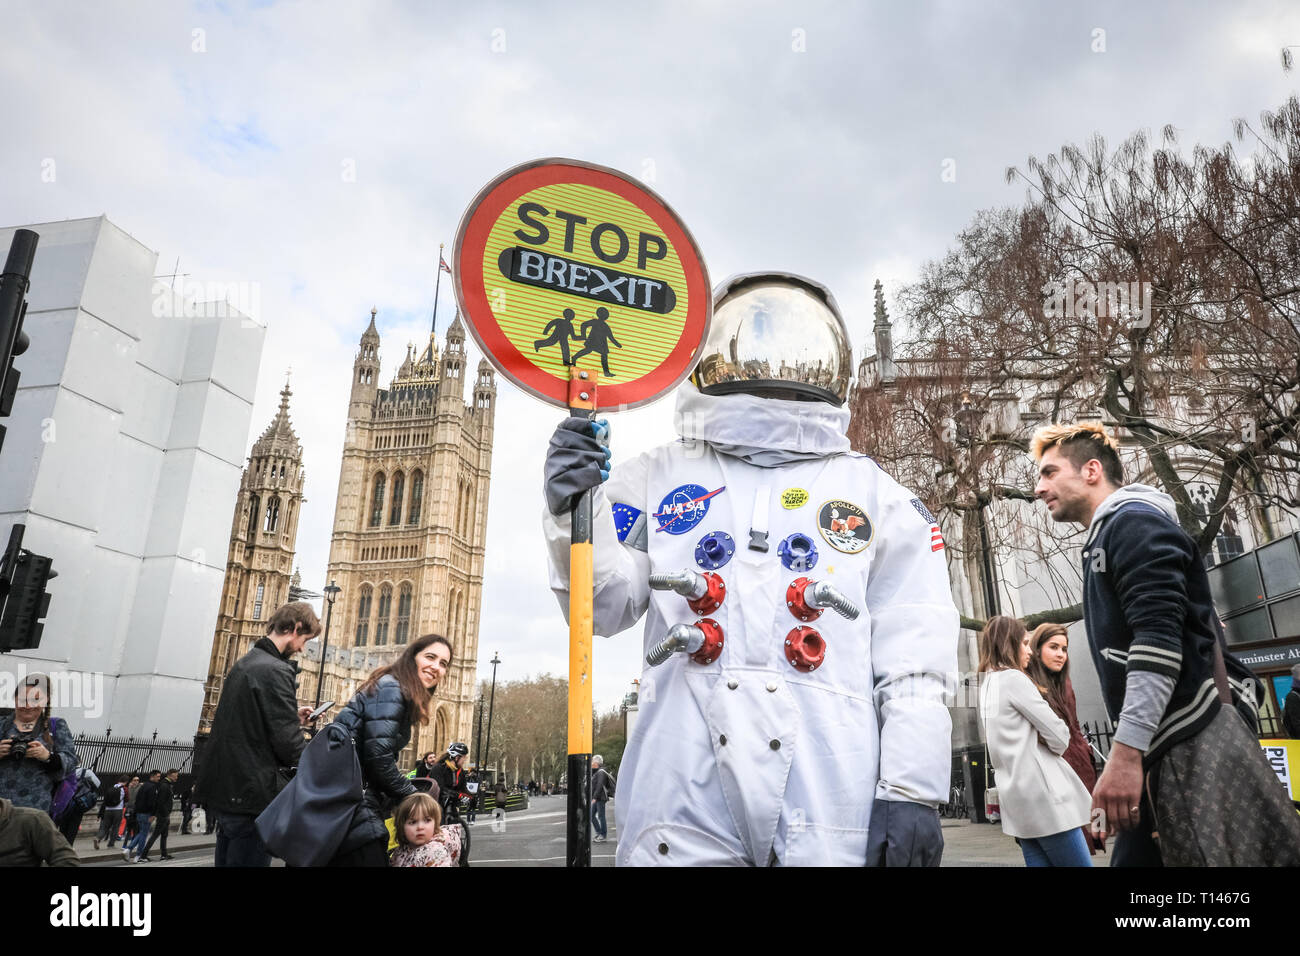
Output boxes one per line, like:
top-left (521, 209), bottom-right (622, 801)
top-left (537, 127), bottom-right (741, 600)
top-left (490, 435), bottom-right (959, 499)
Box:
top-left (196, 602), bottom-right (321, 867)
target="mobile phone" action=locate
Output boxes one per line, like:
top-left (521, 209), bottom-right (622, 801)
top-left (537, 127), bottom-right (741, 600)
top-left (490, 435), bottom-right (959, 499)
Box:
top-left (308, 701), bottom-right (334, 721)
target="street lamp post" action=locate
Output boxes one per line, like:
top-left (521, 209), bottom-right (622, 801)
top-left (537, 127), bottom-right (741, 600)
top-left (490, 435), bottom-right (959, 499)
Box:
top-left (315, 580), bottom-right (342, 709)
top-left (482, 651), bottom-right (501, 781)
top-left (474, 694), bottom-right (485, 772)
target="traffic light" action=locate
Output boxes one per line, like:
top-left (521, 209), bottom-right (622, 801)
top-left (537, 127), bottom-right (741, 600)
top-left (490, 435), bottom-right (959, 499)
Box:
top-left (0, 229), bottom-right (38, 457)
top-left (0, 524), bottom-right (56, 653)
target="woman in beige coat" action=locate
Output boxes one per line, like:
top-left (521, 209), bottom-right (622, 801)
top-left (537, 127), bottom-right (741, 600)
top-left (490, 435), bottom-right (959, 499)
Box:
top-left (978, 616), bottom-right (1093, 867)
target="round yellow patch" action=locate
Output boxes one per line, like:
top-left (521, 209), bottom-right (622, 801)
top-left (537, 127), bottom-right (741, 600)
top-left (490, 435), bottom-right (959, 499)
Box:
top-left (781, 487), bottom-right (810, 510)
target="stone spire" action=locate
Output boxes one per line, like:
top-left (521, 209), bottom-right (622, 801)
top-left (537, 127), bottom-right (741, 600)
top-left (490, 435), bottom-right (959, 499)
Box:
top-left (447, 309), bottom-right (466, 344)
top-left (253, 374), bottom-right (300, 457)
top-left (872, 279), bottom-right (897, 385)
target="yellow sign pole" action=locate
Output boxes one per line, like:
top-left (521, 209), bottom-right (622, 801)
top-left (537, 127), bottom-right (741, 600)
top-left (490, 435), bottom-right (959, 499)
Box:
top-left (566, 367), bottom-right (597, 867)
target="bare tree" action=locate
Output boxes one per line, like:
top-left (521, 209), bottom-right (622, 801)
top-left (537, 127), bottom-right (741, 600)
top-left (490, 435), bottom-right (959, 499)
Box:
top-left (850, 97), bottom-right (1300, 630)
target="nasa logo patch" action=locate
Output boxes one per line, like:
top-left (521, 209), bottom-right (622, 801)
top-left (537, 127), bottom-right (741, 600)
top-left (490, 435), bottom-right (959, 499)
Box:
top-left (816, 499), bottom-right (874, 554)
top-left (653, 484), bottom-right (726, 535)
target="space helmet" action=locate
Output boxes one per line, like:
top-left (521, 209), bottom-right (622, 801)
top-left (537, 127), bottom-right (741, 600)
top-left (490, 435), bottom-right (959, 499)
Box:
top-left (690, 272), bottom-right (853, 405)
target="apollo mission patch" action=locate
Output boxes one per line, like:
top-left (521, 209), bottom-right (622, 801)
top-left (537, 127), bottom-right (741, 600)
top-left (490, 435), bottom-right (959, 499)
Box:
top-left (816, 499), bottom-right (874, 554)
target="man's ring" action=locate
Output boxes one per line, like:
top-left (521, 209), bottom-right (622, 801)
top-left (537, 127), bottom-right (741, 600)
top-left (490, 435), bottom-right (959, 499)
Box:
top-left (1129, 806), bottom-right (1140, 813)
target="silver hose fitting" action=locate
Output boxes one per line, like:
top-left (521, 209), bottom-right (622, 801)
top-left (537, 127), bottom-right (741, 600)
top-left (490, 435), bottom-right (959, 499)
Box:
top-left (646, 623), bottom-right (704, 666)
top-left (807, 581), bottom-right (860, 620)
top-left (649, 569), bottom-right (708, 601)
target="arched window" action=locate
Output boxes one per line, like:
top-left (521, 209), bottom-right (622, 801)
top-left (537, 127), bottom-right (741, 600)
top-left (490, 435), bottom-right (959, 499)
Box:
top-left (448, 588), bottom-right (461, 640)
top-left (253, 578), bottom-right (265, 620)
top-left (434, 708), bottom-right (448, 755)
top-left (264, 497), bottom-right (281, 533)
top-left (454, 479), bottom-right (463, 536)
top-left (355, 586), bottom-right (373, 646)
top-left (463, 482), bottom-right (474, 538)
top-left (389, 472), bottom-right (405, 525)
top-left (408, 471), bottom-right (424, 525)
top-left (246, 494), bottom-right (260, 540)
top-left (375, 585), bottom-right (393, 646)
top-left (395, 584), bottom-right (413, 644)
top-left (370, 473), bottom-right (386, 528)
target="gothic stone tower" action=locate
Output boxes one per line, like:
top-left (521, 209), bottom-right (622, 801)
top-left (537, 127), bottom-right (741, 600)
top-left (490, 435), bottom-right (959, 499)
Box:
top-left (326, 308), bottom-right (496, 765)
top-left (199, 380), bottom-right (306, 733)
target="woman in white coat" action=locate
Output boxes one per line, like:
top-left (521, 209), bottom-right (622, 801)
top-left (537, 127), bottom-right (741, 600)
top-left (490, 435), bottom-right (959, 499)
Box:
top-left (978, 616), bottom-right (1093, 867)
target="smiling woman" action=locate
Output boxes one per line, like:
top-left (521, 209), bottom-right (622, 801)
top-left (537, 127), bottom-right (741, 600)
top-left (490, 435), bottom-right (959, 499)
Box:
top-left (326, 634), bottom-right (453, 866)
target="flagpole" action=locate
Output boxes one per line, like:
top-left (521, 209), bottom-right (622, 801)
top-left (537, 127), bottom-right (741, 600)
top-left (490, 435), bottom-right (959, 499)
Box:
top-left (432, 242), bottom-right (444, 337)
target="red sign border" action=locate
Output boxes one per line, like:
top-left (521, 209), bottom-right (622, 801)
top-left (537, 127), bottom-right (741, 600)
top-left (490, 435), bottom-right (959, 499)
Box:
top-left (452, 158), bottom-right (711, 411)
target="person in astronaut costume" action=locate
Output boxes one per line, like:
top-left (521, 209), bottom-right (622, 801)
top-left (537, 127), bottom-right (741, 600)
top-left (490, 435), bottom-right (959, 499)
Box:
top-left (542, 273), bottom-right (958, 866)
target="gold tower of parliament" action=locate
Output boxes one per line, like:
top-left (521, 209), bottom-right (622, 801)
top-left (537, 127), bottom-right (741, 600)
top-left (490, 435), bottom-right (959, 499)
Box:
top-left (199, 379), bottom-right (307, 735)
top-left (200, 307), bottom-right (496, 768)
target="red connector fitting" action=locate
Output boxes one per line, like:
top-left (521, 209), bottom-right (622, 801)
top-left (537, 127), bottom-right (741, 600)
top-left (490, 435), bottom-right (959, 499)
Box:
top-left (784, 626), bottom-right (825, 672)
top-left (687, 571), bottom-right (726, 615)
top-left (786, 576), bottom-right (821, 622)
top-left (690, 618), bottom-right (725, 665)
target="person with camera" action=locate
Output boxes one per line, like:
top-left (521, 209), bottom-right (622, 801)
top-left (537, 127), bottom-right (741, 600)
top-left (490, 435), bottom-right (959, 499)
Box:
top-left (0, 674), bottom-right (77, 815)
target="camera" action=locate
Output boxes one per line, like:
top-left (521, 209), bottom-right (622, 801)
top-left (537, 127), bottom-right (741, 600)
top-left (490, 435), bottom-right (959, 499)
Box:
top-left (5, 733), bottom-right (35, 759)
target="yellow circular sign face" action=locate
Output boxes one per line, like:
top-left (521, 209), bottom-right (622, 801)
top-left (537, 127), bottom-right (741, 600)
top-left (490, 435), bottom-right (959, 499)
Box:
top-left (454, 159), bottom-right (711, 410)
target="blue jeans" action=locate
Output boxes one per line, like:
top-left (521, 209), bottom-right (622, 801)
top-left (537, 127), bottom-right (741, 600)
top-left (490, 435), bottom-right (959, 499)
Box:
top-left (126, 817), bottom-right (153, 857)
top-left (591, 800), bottom-right (607, 839)
top-left (214, 812), bottom-right (271, 867)
top-left (1019, 827), bottom-right (1092, 867)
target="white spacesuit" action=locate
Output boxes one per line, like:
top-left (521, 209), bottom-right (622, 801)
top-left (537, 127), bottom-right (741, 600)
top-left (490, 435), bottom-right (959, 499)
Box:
top-left (543, 274), bottom-right (958, 866)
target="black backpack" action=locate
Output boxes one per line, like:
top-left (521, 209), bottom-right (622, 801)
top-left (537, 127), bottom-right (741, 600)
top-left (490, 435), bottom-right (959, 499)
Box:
top-left (70, 773), bottom-right (99, 815)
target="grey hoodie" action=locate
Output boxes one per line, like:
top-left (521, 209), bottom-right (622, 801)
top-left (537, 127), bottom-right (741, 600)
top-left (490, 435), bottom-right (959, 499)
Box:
top-left (1087, 483), bottom-right (1179, 540)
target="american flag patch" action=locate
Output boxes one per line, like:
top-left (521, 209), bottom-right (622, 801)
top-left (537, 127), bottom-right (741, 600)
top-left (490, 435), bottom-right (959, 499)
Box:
top-left (910, 498), bottom-right (945, 552)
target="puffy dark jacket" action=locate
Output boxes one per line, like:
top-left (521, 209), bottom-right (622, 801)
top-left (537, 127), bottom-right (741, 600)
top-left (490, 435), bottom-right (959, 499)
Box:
top-left (331, 675), bottom-right (417, 854)
top-left (195, 638), bottom-right (306, 815)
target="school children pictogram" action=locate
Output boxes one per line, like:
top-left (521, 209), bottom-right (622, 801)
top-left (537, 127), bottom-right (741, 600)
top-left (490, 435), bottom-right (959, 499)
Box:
top-left (571, 307), bottom-right (622, 376)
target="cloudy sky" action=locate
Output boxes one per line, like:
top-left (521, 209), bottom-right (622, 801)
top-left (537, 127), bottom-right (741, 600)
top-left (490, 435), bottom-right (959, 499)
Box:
top-left (3, 0), bottom-right (1296, 709)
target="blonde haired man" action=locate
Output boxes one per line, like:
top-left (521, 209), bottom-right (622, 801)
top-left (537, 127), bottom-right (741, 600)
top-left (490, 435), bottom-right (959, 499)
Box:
top-left (1032, 422), bottom-right (1300, 866)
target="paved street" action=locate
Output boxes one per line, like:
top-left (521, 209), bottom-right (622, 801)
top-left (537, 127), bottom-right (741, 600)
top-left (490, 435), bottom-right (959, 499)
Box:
top-left (465, 795), bottom-right (618, 866)
top-left (71, 799), bottom-right (1036, 867)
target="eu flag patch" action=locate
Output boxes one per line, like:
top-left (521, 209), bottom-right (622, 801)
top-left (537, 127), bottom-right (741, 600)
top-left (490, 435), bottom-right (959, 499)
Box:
top-left (612, 503), bottom-right (643, 542)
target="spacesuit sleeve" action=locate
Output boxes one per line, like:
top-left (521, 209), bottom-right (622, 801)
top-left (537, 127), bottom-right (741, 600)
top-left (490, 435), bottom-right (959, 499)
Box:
top-left (542, 450), bottom-right (652, 637)
top-left (864, 478), bottom-right (959, 807)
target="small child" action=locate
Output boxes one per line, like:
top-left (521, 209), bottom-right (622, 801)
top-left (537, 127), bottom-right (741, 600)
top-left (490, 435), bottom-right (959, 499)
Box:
top-left (390, 791), bottom-right (463, 867)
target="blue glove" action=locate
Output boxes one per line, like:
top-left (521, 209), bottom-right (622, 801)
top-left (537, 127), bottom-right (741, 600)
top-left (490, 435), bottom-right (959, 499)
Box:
top-left (544, 417), bottom-right (612, 516)
top-left (864, 800), bottom-right (943, 867)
